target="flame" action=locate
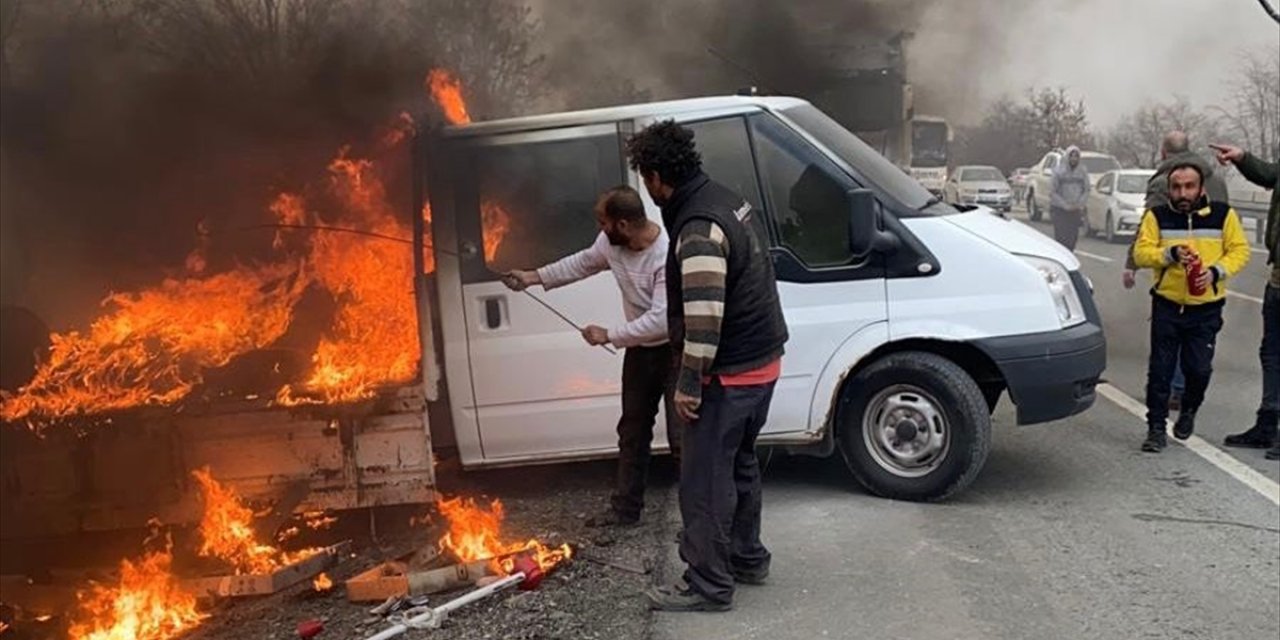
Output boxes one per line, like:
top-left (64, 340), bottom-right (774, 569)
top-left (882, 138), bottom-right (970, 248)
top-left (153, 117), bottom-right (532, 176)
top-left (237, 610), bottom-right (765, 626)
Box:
top-left (1, 264), bottom-right (307, 423)
top-left (427, 69), bottom-right (471, 125)
top-left (312, 573), bottom-right (333, 592)
top-left (193, 468), bottom-right (318, 574)
top-left (436, 496), bottom-right (571, 574)
top-left (0, 67), bottom-right (503, 424)
top-left (67, 545), bottom-right (205, 640)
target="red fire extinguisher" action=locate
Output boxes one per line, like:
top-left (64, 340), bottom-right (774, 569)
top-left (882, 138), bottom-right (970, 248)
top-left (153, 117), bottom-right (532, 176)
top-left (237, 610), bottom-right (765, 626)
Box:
top-left (1185, 247), bottom-right (1206, 296)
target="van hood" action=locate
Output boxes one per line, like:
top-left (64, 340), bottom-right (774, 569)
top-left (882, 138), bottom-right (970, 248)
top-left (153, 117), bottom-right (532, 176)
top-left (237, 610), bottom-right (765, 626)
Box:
top-left (941, 209), bottom-right (1081, 269)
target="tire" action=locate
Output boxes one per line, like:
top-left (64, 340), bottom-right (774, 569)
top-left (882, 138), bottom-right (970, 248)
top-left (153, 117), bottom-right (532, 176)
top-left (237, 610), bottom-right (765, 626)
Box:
top-left (836, 351), bottom-right (992, 502)
top-left (1104, 211), bottom-right (1116, 244)
top-left (1083, 208), bottom-right (1094, 238)
top-left (1028, 190), bottom-right (1042, 221)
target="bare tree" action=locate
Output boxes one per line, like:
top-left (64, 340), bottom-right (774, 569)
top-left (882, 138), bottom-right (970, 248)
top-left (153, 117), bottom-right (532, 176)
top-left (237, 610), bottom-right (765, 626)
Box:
top-left (1221, 49), bottom-right (1280, 160)
top-left (952, 87), bottom-right (1094, 173)
top-left (1105, 96), bottom-right (1225, 168)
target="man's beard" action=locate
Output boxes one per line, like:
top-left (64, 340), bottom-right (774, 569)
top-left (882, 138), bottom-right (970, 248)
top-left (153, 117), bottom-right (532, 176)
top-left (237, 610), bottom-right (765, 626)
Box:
top-left (1172, 196), bottom-right (1196, 212)
top-left (605, 229), bottom-right (629, 246)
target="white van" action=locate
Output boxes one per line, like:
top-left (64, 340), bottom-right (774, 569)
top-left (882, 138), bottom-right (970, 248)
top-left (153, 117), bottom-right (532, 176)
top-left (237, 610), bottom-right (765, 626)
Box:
top-left (421, 96), bottom-right (1106, 501)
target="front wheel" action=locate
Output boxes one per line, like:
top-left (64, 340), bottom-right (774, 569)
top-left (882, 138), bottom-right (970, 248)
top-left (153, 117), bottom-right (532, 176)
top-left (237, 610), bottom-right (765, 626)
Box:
top-left (837, 352), bottom-right (992, 502)
top-left (1104, 211), bottom-right (1116, 244)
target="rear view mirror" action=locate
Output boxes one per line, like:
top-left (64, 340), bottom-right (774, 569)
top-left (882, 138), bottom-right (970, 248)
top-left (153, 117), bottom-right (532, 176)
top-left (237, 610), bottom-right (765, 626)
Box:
top-left (847, 189), bottom-right (895, 259)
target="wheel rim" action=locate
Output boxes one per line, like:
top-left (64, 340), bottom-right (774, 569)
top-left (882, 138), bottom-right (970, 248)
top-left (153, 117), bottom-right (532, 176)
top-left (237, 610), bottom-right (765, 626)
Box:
top-left (861, 385), bottom-right (951, 478)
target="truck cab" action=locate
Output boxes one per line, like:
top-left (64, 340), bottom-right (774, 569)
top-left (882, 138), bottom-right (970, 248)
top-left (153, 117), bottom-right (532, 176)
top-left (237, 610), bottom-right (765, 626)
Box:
top-left (421, 96), bottom-right (1106, 501)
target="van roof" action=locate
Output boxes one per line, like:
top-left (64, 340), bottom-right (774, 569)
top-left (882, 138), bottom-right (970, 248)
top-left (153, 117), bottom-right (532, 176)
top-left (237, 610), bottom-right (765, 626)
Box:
top-left (442, 95), bottom-right (809, 138)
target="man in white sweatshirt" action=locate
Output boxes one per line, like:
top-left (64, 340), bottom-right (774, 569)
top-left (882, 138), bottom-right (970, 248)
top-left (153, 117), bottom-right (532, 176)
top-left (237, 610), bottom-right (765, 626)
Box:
top-left (502, 185), bottom-right (674, 526)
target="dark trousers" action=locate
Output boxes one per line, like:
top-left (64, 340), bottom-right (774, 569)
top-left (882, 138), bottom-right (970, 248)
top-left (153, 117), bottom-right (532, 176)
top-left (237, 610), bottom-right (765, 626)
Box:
top-left (1145, 296), bottom-right (1225, 429)
top-left (678, 379), bottom-right (775, 605)
top-left (1050, 207), bottom-right (1081, 251)
top-left (1259, 285), bottom-right (1280, 425)
top-left (611, 344), bottom-right (678, 519)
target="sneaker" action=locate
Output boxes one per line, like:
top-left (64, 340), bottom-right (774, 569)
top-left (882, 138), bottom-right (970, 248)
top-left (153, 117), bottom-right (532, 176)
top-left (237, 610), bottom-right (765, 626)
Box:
top-left (1141, 431), bottom-right (1167, 453)
top-left (585, 509), bottom-right (639, 528)
top-left (1172, 413), bottom-right (1196, 440)
top-left (732, 567), bottom-right (769, 586)
top-left (1224, 424), bottom-right (1278, 449)
top-left (645, 581), bottom-right (731, 612)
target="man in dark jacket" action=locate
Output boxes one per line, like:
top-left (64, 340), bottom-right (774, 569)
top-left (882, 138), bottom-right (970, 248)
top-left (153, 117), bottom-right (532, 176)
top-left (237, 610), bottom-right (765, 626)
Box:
top-left (626, 120), bottom-right (789, 612)
top-left (1211, 142), bottom-right (1279, 461)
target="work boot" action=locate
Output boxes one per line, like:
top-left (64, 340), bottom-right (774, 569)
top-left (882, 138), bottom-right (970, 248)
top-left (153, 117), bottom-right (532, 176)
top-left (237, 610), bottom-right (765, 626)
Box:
top-left (1223, 416), bottom-right (1278, 449)
top-left (1172, 412), bottom-right (1196, 440)
top-left (644, 581), bottom-right (731, 612)
top-left (1142, 428), bottom-right (1168, 453)
top-left (1267, 439), bottom-right (1280, 461)
top-left (584, 509), bottom-right (639, 528)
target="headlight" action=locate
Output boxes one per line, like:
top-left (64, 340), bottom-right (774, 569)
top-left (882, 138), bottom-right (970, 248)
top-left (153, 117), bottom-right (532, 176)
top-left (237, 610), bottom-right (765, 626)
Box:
top-left (1019, 256), bottom-right (1086, 327)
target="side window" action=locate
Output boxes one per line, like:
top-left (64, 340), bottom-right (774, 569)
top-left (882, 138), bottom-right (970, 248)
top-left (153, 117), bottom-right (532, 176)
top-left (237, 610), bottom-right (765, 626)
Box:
top-left (1045, 155), bottom-right (1059, 172)
top-left (684, 116), bottom-right (770, 243)
top-left (460, 129), bottom-right (624, 282)
top-left (750, 114), bottom-right (860, 268)
top-left (1098, 173), bottom-right (1114, 193)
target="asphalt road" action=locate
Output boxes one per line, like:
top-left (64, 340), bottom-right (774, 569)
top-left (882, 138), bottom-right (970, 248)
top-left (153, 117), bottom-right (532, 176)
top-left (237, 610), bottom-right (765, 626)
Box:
top-left (655, 204), bottom-right (1279, 640)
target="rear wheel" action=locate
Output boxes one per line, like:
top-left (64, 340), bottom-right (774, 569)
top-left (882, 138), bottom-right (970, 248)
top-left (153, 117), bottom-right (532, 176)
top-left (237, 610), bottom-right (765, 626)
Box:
top-left (1105, 211), bottom-right (1116, 244)
top-left (836, 352), bottom-right (992, 502)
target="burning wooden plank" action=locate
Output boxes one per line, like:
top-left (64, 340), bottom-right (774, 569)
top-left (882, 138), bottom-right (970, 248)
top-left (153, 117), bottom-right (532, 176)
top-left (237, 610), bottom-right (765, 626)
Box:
top-left (181, 543), bottom-right (348, 599)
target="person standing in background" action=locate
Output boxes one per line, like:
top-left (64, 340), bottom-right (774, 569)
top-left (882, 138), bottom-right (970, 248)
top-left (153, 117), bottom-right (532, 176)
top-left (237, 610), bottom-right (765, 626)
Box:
top-left (1050, 146), bottom-right (1091, 251)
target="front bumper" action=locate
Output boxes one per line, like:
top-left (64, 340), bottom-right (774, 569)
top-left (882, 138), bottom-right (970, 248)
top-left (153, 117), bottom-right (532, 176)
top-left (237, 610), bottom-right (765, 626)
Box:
top-left (974, 272), bottom-right (1107, 425)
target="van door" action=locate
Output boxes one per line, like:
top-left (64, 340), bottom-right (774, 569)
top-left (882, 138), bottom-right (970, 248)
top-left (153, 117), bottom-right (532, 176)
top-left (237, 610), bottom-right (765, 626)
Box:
top-left (447, 124), bottom-right (633, 463)
top-left (679, 113), bottom-right (889, 436)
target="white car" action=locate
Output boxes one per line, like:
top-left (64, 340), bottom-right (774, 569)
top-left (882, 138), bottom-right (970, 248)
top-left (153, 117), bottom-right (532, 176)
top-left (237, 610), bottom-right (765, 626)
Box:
top-left (1026, 150), bottom-right (1121, 221)
top-left (944, 165), bottom-right (1014, 212)
top-left (1085, 169), bottom-right (1154, 243)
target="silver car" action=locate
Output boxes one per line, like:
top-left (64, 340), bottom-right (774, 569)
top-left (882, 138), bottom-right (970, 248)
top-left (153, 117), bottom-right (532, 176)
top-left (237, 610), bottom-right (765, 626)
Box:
top-left (944, 165), bottom-right (1014, 212)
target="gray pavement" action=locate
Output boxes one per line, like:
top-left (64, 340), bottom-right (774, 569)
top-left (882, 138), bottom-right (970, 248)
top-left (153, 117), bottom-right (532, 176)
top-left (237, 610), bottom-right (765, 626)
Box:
top-left (655, 204), bottom-right (1280, 640)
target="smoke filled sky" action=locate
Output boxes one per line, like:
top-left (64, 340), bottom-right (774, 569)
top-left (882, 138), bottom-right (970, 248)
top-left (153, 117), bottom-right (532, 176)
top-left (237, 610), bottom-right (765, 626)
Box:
top-left (530, 0), bottom-right (1278, 128)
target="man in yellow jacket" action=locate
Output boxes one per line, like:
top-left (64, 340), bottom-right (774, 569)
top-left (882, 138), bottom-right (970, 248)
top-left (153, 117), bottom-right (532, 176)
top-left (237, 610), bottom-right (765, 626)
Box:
top-left (1133, 162), bottom-right (1252, 452)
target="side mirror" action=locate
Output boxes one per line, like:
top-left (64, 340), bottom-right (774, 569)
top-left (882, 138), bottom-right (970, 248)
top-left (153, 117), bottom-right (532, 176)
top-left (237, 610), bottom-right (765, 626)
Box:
top-left (847, 189), bottom-right (896, 259)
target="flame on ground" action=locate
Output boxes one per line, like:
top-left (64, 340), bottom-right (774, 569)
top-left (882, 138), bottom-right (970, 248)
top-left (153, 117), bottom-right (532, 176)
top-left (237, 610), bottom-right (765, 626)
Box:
top-left (312, 572), bottom-right (333, 592)
top-left (436, 496), bottom-right (571, 575)
top-left (66, 544), bottom-right (205, 640)
top-left (0, 67), bottom-right (508, 424)
top-left (193, 468), bottom-right (319, 574)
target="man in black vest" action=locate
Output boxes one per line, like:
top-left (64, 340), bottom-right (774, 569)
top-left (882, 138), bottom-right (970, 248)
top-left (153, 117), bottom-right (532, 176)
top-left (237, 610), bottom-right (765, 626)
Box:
top-left (627, 120), bottom-right (789, 612)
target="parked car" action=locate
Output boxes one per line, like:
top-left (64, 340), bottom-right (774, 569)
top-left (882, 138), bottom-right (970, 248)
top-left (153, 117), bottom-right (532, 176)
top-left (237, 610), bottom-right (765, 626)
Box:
top-left (1026, 150), bottom-right (1121, 221)
top-left (423, 96), bottom-right (1106, 501)
top-left (1085, 169), bottom-right (1155, 243)
top-left (944, 165), bottom-right (1014, 212)
top-left (1009, 167), bottom-right (1032, 202)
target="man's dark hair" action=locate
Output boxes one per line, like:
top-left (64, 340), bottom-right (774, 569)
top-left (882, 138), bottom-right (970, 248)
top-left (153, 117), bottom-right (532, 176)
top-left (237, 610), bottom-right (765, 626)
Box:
top-left (600, 185), bottom-right (646, 223)
top-left (625, 120), bottom-right (702, 187)
top-left (1168, 162), bottom-right (1204, 186)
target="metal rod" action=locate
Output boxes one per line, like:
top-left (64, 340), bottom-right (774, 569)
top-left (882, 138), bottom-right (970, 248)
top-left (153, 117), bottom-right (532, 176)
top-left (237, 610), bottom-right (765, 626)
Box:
top-left (520, 290), bottom-right (617, 355)
top-left (363, 571), bottom-right (526, 640)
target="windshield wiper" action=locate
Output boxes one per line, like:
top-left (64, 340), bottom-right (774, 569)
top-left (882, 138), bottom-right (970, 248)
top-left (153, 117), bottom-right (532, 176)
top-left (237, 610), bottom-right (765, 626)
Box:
top-left (917, 195), bottom-right (944, 211)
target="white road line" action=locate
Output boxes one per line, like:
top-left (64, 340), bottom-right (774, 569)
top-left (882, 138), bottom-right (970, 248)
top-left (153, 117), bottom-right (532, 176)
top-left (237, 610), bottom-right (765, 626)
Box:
top-left (1253, 248), bottom-right (1269, 256)
top-left (1228, 290), bottom-right (1265, 304)
top-left (1076, 251), bottom-right (1114, 263)
top-left (1097, 383), bottom-right (1280, 506)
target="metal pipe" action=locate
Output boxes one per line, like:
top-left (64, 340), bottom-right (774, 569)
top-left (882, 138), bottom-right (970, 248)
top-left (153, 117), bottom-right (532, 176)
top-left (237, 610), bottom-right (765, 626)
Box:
top-left (363, 571), bottom-right (526, 640)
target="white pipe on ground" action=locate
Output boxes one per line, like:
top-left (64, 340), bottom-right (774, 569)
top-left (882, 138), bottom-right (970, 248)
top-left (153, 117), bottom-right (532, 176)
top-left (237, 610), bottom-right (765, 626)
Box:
top-left (363, 571), bottom-right (526, 640)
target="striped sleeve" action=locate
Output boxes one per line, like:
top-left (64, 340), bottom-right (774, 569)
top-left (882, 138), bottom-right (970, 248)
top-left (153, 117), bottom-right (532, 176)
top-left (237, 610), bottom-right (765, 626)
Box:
top-left (675, 219), bottom-right (728, 397)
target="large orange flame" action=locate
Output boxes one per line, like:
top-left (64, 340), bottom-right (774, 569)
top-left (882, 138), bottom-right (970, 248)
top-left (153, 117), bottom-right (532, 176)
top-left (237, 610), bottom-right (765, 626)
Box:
top-left (0, 67), bottom-right (509, 423)
top-left (192, 468), bottom-right (318, 574)
top-left (67, 543), bottom-right (206, 640)
top-left (436, 496), bottom-right (571, 574)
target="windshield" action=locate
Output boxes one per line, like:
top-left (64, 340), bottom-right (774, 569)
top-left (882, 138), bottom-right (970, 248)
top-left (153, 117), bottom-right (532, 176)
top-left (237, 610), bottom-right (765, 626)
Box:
top-left (911, 121), bottom-right (948, 168)
top-left (1081, 155), bottom-right (1121, 174)
top-left (780, 104), bottom-right (942, 212)
top-left (959, 167), bottom-right (1004, 182)
top-left (1116, 174), bottom-right (1149, 193)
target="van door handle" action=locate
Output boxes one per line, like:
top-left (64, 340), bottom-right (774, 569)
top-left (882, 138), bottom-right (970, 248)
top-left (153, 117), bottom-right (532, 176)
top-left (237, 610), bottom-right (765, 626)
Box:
top-left (483, 297), bottom-right (504, 329)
